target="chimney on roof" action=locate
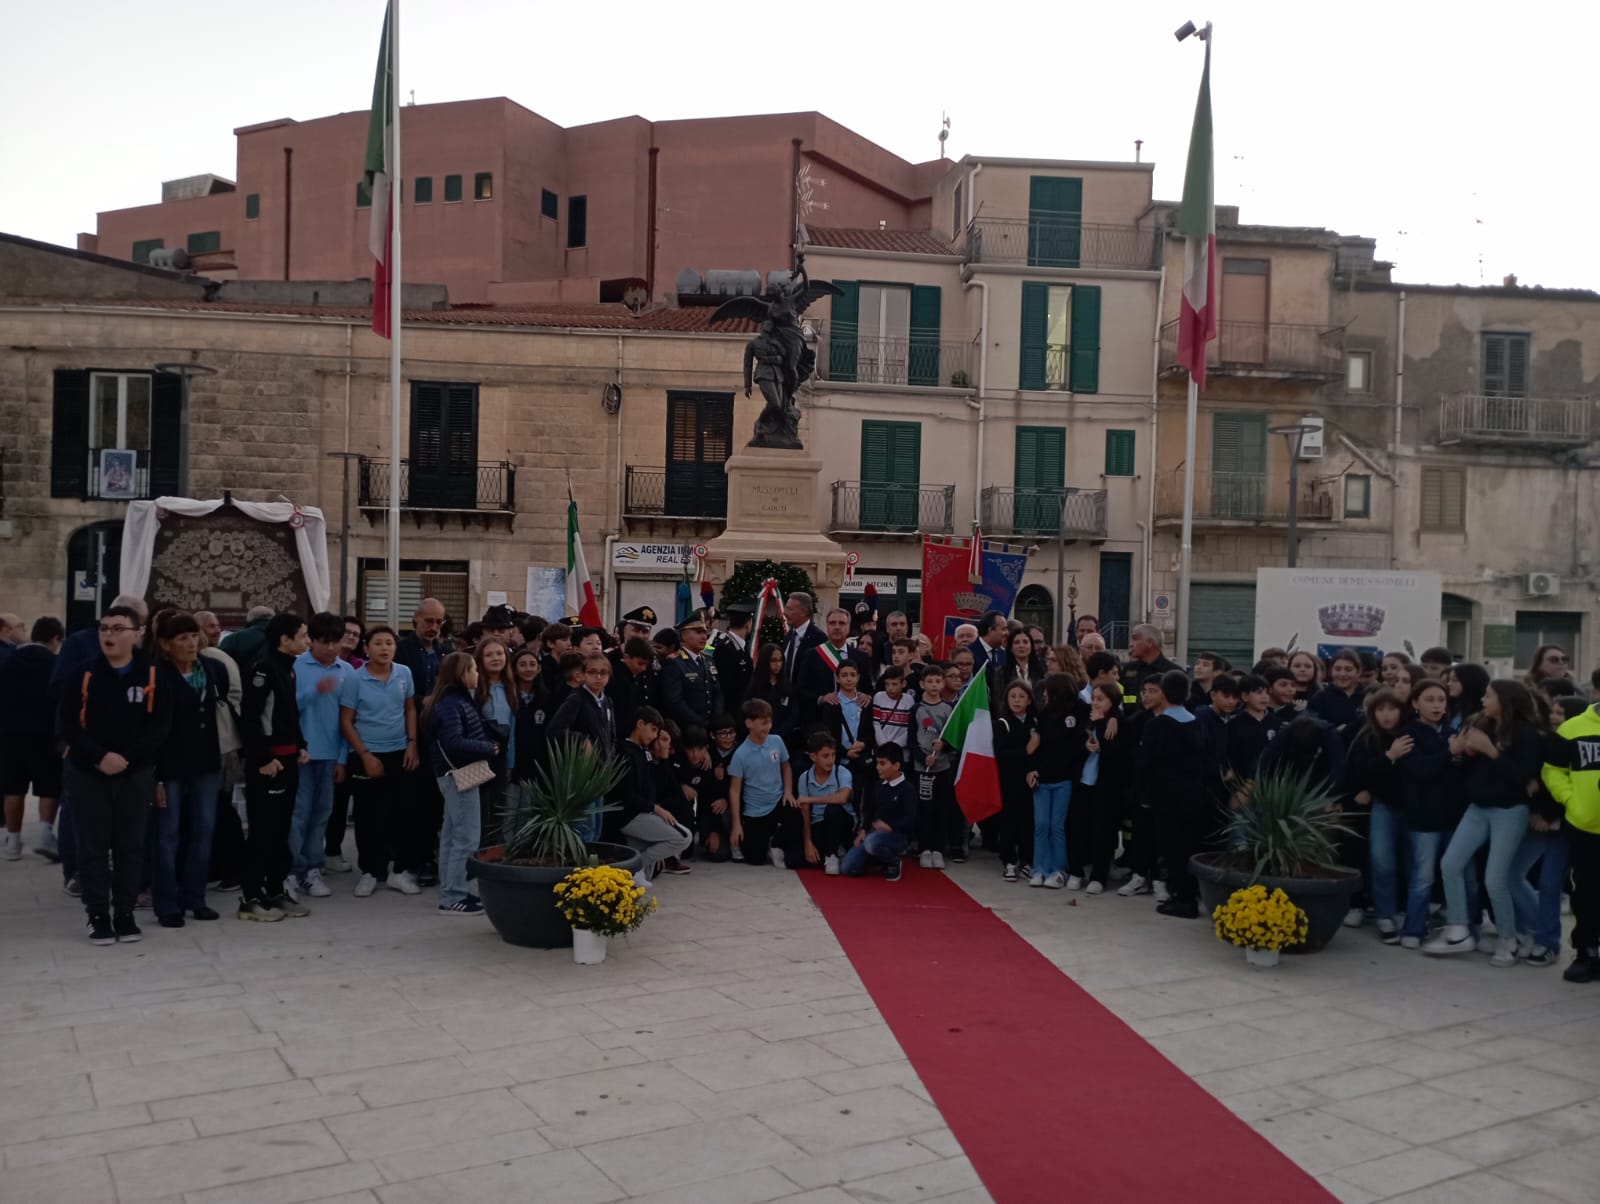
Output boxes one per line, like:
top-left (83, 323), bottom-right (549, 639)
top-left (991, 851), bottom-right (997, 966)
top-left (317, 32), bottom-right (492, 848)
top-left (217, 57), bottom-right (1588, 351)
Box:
top-left (1503, 273), bottom-right (1518, 288)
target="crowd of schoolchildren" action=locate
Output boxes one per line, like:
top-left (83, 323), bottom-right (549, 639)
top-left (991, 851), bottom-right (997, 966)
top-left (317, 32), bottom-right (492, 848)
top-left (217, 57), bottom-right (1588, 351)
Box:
top-left (3, 591), bottom-right (1598, 985)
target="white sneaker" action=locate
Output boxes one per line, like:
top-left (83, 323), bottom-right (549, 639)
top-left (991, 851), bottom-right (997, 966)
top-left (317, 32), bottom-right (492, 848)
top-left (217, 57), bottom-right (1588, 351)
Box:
top-left (769, 847), bottom-right (786, 870)
top-left (1475, 935), bottom-right (1498, 955)
top-left (1043, 872), bottom-right (1066, 889)
top-left (1085, 880), bottom-right (1105, 896)
top-left (1117, 873), bottom-right (1148, 898)
top-left (1343, 907), bottom-right (1364, 928)
top-left (731, 845), bottom-right (745, 862)
top-left (303, 868), bottom-right (332, 898)
top-left (326, 856), bottom-right (353, 873)
top-left (1065, 875), bottom-right (1084, 891)
top-left (386, 871), bottom-right (421, 896)
top-left (1400, 935), bottom-right (1421, 950)
top-left (1514, 933), bottom-right (1536, 959)
top-left (1028, 871), bottom-right (1046, 887)
top-left (1376, 917), bottom-right (1398, 937)
top-left (281, 875), bottom-right (301, 904)
top-left (354, 873), bottom-right (377, 897)
top-left (824, 854), bottom-right (841, 876)
top-left (919, 850), bottom-right (934, 869)
top-left (1, 833), bottom-right (21, 860)
top-left (1002, 863), bottom-right (1019, 882)
top-left (1480, 917), bottom-right (1498, 938)
top-left (1489, 938), bottom-right (1518, 967)
top-left (1153, 880), bottom-right (1171, 904)
top-left (633, 869), bottom-right (653, 890)
top-left (1422, 924), bottom-right (1475, 955)
top-left (930, 852), bottom-right (946, 869)
top-left (34, 824), bottom-right (59, 860)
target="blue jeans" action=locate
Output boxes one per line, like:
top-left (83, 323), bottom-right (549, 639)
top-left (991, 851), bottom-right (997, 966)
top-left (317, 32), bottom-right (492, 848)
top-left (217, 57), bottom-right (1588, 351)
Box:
top-left (1402, 828), bottom-right (1445, 939)
top-left (151, 773), bottom-right (221, 918)
top-left (1031, 780), bottom-right (1072, 877)
top-left (1443, 804), bottom-right (1527, 934)
top-left (436, 774), bottom-right (481, 906)
top-left (1510, 828), bottom-right (1568, 950)
top-left (289, 760), bottom-right (337, 879)
top-left (842, 830), bottom-right (908, 876)
top-left (1368, 801), bottom-right (1406, 921)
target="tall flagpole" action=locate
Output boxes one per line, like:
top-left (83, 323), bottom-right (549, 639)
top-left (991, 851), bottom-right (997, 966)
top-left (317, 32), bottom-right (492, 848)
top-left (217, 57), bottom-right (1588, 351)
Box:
top-left (386, 0), bottom-right (403, 630)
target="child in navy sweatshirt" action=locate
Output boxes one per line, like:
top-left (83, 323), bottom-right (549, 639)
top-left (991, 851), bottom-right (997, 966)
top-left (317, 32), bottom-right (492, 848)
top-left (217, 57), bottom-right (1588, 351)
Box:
top-left (841, 742), bottom-right (916, 882)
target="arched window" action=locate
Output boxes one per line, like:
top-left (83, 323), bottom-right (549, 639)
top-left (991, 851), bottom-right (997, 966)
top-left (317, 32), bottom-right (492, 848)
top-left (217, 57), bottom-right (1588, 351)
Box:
top-left (1014, 585), bottom-right (1054, 642)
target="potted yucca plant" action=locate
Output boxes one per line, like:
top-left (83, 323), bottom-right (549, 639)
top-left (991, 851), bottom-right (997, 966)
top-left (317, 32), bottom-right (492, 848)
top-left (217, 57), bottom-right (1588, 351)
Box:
top-left (468, 741), bottom-right (642, 948)
top-left (1190, 766), bottom-right (1360, 952)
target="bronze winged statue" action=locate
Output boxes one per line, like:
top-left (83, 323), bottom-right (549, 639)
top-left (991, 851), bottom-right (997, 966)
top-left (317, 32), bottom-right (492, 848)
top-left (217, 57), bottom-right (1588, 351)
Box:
top-left (710, 258), bottom-right (842, 449)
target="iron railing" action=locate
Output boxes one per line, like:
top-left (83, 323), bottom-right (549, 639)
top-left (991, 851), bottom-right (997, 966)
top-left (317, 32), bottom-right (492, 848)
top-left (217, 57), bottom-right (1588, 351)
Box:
top-left (829, 481), bottom-right (954, 534)
top-left (816, 325), bottom-right (977, 388)
top-left (85, 448), bottom-right (153, 501)
top-left (964, 218), bottom-right (1162, 271)
top-left (624, 465), bottom-right (727, 520)
top-left (358, 457), bottom-right (515, 512)
top-left (1161, 319), bottom-right (1344, 376)
top-left (1439, 393), bottom-right (1593, 446)
top-left (1155, 469), bottom-right (1334, 522)
top-left (980, 486), bottom-right (1109, 539)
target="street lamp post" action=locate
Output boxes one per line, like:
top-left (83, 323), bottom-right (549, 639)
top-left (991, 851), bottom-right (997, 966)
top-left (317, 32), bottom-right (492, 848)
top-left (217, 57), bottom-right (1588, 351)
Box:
top-left (1269, 422), bottom-right (1320, 568)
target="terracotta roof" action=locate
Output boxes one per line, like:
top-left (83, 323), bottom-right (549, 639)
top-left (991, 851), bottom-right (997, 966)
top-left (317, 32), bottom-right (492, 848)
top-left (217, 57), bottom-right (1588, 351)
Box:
top-left (805, 225), bottom-right (956, 255)
top-left (0, 296), bottom-right (756, 333)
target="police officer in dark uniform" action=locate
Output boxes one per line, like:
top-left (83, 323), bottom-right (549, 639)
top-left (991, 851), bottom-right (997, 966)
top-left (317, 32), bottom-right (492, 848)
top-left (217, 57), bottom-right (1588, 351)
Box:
top-left (709, 603), bottom-right (755, 706)
top-left (659, 612), bottom-right (723, 732)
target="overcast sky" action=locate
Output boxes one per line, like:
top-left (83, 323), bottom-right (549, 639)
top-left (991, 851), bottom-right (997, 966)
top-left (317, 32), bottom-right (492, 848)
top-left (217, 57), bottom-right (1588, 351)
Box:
top-left (4, 1), bottom-right (1594, 290)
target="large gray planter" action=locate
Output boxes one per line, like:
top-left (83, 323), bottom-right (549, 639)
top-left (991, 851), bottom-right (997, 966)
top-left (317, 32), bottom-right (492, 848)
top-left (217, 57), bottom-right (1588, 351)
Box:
top-left (468, 842), bottom-right (643, 948)
top-left (1191, 853), bottom-right (1363, 953)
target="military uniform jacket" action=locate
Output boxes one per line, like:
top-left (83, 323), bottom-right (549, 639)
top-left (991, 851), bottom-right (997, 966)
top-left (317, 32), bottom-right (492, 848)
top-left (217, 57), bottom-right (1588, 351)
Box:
top-left (709, 632), bottom-right (752, 708)
top-left (660, 649), bottom-right (723, 731)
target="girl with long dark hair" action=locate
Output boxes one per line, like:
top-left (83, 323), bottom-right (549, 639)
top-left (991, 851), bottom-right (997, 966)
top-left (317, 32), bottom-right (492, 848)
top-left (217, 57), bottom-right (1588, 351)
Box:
top-left (993, 681), bottom-right (1040, 882)
top-left (1030, 673), bottom-right (1089, 888)
top-left (1392, 679), bottom-right (1457, 948)
top-left (1069, 680), bottom-right (1126, 892)
top-left (745, 642), bottom-right (794, 743)
top-left (423, 651), bottom-right (498, 915)
top-left (473, 637), bottom-right (519, 842)
top-left (510, 646), bottom-right (550, 784)
top-left (1347, 688), bottom-right (1409, 943)
top-left (1446, 662), bottom-right (1490, 733)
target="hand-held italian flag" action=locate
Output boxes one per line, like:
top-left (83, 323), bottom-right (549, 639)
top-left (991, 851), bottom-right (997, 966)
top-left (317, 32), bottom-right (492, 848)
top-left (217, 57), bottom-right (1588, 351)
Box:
top-left (941, 670), bottom-right (1001, 823)
top-left (1176, 29), bottom-right (1216, 388)
top-left (565, 493), bottom-right (602, 627)
top-left (364, 3), bottom-right (395, 339)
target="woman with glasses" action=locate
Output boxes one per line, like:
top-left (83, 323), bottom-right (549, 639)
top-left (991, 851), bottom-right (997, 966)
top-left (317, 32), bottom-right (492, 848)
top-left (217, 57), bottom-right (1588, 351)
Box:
top-left (1527, 644), bottom-right (1572, 695)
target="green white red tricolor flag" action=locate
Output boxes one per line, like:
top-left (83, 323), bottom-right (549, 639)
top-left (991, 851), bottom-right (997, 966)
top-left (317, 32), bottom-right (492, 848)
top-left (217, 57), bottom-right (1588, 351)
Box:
top-left (941, 669), bottom-right (1001, 823)
top-left (565, 493), bottom-right (602, 627)
top-left (1176, 29), bottom-right (1216, 388)
top-left (364, 3), bottom-right (395, 339)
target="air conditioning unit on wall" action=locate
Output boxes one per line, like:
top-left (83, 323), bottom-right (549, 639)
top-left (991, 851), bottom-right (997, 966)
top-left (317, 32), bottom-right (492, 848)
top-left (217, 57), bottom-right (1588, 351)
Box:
top-left (1526, 572), bottom-right (1561, 597)
top-left (1298, 415), bottom-right (1324, 459)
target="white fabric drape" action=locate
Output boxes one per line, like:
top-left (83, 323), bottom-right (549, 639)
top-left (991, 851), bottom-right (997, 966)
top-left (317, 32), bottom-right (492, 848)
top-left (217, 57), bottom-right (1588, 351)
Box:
top-left (120, 497), bottom-right (332, 614)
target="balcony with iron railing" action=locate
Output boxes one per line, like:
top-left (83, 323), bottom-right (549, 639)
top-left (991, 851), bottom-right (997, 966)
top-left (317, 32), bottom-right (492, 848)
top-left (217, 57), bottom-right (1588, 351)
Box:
top-left (1154, 469), bottom-right (1335, 525)
top-left (1438, 393), bottom-right (1593, 447)
top-left (623, 465), bottom-right (728, 521)
top-left (815, 324), bottom-right (977, 389)
top-left (358, 457), bottom-right (515, 516)
top-left (963, 218), bottom-right (1162, 271)
top-left (1160, 319), bottom-right (1344, 378)
top-left (85, 448), bottom-right (154, 501)
top-left (980, 486), bottom-right (1108, 540)
top-left (829, 481), bottom-right (955, 536)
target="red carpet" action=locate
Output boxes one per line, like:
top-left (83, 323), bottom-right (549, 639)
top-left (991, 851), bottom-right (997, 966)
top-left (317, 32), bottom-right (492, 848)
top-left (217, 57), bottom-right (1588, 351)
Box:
top-left (802, 866), bottom-right (1334, 1204)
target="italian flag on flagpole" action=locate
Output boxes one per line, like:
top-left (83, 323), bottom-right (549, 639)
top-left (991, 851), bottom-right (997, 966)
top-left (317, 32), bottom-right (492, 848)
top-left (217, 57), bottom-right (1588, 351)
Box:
top-left (941, 670), bottom-right (1002, 823)
top-left (565, 493), bottom-right (602, 627)
top-left (364, 3), bottom-right (395, 340)
top-left (1176, 28), bottom-right (1216, 387)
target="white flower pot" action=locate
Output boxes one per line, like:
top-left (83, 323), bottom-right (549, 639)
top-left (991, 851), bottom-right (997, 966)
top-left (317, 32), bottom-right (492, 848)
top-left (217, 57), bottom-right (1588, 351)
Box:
top-left (1245, 946), bottom-right (1280, 969)
top-left (572, 928), bottom-right (608, 965)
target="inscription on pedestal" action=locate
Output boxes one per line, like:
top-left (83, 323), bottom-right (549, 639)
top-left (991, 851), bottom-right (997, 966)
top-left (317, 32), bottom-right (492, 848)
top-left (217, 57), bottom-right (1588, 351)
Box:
top-left (750, 482), bottom-right (802, 517)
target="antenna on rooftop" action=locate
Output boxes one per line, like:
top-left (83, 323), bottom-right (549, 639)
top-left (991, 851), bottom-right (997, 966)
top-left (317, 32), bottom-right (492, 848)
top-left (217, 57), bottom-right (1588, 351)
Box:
top-left (939, 113), bottom-right (950, 159)
top-left (1135, 139), bottom-right (1144, 163)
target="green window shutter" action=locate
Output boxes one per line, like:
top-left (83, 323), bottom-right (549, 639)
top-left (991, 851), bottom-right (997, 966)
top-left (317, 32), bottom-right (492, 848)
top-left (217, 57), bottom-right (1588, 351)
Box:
top-left (860, 420), bottom-right (920, 531)
top-left (131, 238), bottom-right (163, 264)
top-left (415, 177), bottom-right (433, 204)
top-left (1028, 176), bottom-right (1083, 267)
top-left (830, 281), bottom-right (859, 382)
top-left (244, 194), bottom-right (260, 220)
top-left (186, 231), bottom-right (220, 254)
top-left (51, 369), bottom-right (91, 498)
top-left (1020, 282), bottom-right (1049, 390)
top-left (150, 372), bottom-right (184, 498)
top-left (1507, 335), bottom-right (1529, 396)
top-left (1014, 426), bottom-right (1064, 534)
top-left (908, 285), bottom-right (942, 386)
top-left (1068, 285), bottom-right (1101, 393)
top-left (1104, 429), bottom-right (1136, 476)
top-left (1211, 413), bottom-right (1266, 517)
top-left (444, 175), bottom-right (462, 202)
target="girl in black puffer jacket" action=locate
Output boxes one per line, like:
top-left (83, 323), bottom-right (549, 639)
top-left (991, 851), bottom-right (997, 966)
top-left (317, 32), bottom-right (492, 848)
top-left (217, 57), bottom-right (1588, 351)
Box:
top-left (423, 652), bottom-right (499, 916)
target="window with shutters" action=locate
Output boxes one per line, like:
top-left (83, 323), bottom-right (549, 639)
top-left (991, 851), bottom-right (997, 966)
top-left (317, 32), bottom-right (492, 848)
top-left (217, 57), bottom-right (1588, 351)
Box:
top-left (444, 174), bottom-right (462, 203)
top-left (859, 420), bottom-right (921, 531)
top-left (132, 239), bottom-right (163, 264)
top-left (1210, 413), bottom-right (1267, 518)
top-left (664, 391), bottom-right (733, 519)
top-left (1104, 429), bottom-right (1136, 477)
top-left (1020, 282), bottom-right (1100, 393)
top-left (541, 189), bottom-right (558, 220)
top-left (827, 282), bottom-right (943, 386)
top-left (245, 194), bottom-right (260, 220)
top-left (1014, 426), bottom-right (1066, 534)
top-left (414, 176), bottom-right (433, 204)
top-left (474, 172), bottom-right (493, 200)
top-left (568, 195), bottom-right (588, 248)
top-left (1420, 466), bottom-right (1466, 532)
top-left (1482, 333), bottom-right (1529, 397)
top-left (1027, 176), bottom-right (1083, 268)
top-left (186, 231), bottom-right (221, 254)
top-left (52, 370), bottom-right (181, 500)
top-left (408, 381), bottom-right (479, 510)
top-left (359, 559), bottom-right (469, 631)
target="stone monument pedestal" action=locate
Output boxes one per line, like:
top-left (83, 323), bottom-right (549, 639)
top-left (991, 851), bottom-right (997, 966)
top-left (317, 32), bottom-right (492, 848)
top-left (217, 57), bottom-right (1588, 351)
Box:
top-left (703, 446), bottom-right (847, 593)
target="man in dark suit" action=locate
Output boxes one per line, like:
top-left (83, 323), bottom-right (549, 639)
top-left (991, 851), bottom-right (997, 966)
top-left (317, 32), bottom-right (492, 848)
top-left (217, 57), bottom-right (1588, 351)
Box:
top-left (968, 610), bottom-right (1010, 677)
top-left (710, 604), bottom-right (754, 707)
top-left (660, 615), bottom-right (724, 732)
top-left (781, 591), bottom-right (826, 691)
top-left (793, 606), bottom-right (858, 738)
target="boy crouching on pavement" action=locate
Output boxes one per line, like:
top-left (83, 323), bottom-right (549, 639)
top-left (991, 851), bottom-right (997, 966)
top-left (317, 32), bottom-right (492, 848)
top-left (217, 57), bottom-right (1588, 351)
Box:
top-left (798, 732), bottom-right (855, 875)
top-left (842, 742), bottom-right (916, 882)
